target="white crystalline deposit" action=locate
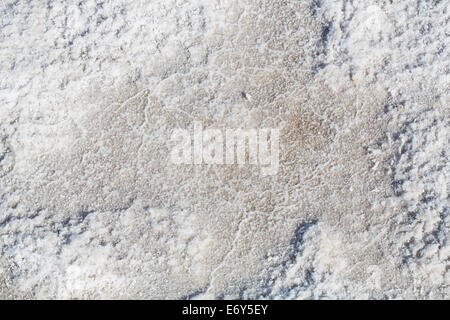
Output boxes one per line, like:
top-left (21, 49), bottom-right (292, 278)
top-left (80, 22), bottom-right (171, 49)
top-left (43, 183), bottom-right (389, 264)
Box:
top-left (0, 0), bottom-right (448, 299)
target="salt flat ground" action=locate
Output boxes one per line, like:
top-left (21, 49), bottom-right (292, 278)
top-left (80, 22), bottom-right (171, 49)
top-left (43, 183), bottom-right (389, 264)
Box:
top-left (0, 0), bottom-right (448, 299)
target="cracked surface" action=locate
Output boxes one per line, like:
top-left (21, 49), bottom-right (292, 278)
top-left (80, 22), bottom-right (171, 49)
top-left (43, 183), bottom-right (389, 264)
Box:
top-left (0, 0), bottom-right (448, 299)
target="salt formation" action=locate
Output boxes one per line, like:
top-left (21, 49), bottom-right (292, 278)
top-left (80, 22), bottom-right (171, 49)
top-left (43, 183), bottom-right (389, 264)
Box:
top-left (0, 0), bottom-right (448, 299)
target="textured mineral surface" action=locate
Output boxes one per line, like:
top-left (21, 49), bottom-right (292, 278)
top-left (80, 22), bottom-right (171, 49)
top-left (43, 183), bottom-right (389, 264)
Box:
top-left (0, 0), bottom-right (448, 299)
